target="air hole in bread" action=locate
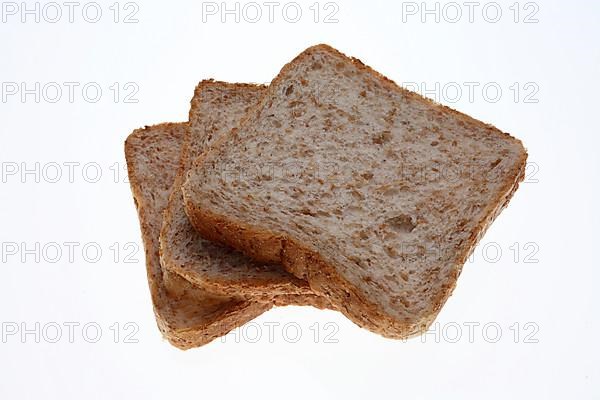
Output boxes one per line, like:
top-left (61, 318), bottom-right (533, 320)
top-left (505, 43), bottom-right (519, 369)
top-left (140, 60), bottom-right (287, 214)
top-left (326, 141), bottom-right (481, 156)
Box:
top-left (386, 214), bottom-right (416, 233)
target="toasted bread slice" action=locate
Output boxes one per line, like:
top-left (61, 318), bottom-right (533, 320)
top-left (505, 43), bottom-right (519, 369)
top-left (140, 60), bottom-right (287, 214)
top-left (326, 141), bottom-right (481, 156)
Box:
top-left (182, 44), bottom-right (528, 338)
top-left (125, 123), bottom-right (328, 349)
top-left (160, 81), bottom-right (328, 301)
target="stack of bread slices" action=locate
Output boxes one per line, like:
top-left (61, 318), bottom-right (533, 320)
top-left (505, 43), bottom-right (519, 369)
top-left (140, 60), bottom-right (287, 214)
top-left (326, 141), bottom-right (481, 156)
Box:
top-left (125, 44), bottom-right (527, 349)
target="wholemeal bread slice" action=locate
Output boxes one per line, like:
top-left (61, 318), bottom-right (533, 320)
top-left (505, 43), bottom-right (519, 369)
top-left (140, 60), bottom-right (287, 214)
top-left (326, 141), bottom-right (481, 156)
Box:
top-left (182, 44), bottom-right (528, 339)
top-left (125, 123), bottom-right (328, 350)
top-left (160, 81), bottom-right (329, 301)
top-left (125, 123), bottom-right (267, 349)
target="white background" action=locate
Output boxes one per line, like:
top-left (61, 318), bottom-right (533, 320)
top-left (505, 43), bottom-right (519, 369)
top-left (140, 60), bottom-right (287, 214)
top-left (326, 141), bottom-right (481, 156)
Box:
top-left (1, 0), bottom-right (598, 398)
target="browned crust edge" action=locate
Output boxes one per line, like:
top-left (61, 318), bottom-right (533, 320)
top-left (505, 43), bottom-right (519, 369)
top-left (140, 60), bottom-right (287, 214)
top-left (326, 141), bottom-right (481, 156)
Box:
top-left (182, 44), bottom-right (529, 338)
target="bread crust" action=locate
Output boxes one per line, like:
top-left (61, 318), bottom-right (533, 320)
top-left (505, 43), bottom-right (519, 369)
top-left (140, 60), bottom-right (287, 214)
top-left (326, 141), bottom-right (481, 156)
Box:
top-left (182, 44), bottom-right (528, 338)
top-left (125, 122), bottom-right (331, 349)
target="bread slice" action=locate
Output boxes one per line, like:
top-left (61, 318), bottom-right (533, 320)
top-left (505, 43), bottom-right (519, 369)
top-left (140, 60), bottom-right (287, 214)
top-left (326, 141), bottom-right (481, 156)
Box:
top-left (160, 81), bottom-right (328, 301)
top-left (125, 123), bottom-right (328, 350)
top-left (182, 44), bottom-right (528, 339)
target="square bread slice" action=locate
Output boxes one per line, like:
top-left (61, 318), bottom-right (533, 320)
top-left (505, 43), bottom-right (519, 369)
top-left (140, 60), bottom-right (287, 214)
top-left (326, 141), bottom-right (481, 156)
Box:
top-left (125, 123), bottom-right (328, 350)
top-left (182, 44), bottom-right (528, 338)
top-left (160, 81), bottom-right (330, 304)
